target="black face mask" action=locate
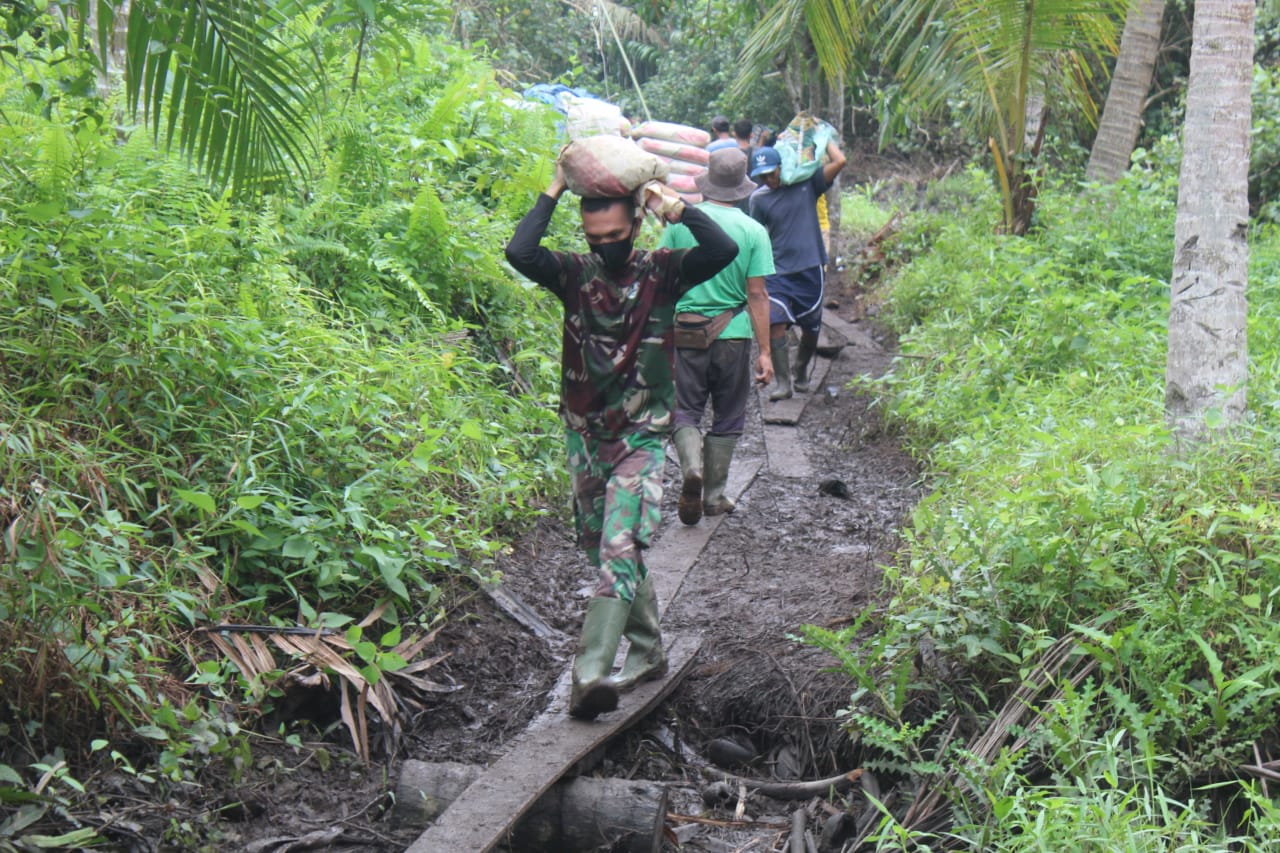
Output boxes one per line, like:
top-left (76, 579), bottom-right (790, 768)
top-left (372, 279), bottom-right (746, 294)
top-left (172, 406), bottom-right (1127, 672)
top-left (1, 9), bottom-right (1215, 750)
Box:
top-left (591, 223), bottom-right (637, 272)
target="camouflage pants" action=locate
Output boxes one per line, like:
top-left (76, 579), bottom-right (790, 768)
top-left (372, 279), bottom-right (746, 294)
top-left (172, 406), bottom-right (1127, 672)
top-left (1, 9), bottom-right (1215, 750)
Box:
top-left (566, 430), bottom-right (665, 603)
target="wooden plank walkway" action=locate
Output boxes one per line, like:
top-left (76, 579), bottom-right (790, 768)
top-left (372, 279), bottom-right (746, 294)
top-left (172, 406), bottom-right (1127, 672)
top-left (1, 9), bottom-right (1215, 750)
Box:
top-left (759, 345), bottom-right (836, 426)
top-left (643, 457), bottom-right (763, 609)
top-left (402, 454), bottom-right (765, 852)
top-left (403, 635), bottom-right (701, 853)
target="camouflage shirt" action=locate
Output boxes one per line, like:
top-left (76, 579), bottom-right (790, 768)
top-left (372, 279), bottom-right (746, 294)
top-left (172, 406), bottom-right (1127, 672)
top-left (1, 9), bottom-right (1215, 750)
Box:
top-left (506, 194), bottom-right (738, 439)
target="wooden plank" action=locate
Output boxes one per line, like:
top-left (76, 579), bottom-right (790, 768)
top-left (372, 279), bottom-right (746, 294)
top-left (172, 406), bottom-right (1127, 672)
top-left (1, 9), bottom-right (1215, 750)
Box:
top-left (760, 332), bottom-right (837, 425)
top-left (643, 457), bottom-right (763, 610)
top-left (763, 422), bottom-right (813, 480)
top-left (822, 313), bottom-right (879, 351)
top-left (403, 634), bottom-right (702, 853)
top-left (481, 581), bottom-right (568, 644)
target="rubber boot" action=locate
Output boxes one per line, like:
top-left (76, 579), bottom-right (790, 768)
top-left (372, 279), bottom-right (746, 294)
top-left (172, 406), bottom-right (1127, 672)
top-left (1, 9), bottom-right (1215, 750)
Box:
top-left (793, 330), bottom-right (818, 393)
top-left (672, 426), bottom-right (703, 525)
top-left (702, 434), bottom-right (739, 516)
top-left (769, 338), bottom-right (793, 401)
top-left (569, 596), bottom-right (630, 720)
top-left (613, 576), bottom-right (667, 691)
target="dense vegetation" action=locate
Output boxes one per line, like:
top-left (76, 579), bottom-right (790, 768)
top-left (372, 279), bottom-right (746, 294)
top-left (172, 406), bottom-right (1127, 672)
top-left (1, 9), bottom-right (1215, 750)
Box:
top-left (0, 24), bottom-right (581, 840)
top-left (812, 139), bottom-right (1280, 846)
top-left (4, 0), bottom-right (1280, 849)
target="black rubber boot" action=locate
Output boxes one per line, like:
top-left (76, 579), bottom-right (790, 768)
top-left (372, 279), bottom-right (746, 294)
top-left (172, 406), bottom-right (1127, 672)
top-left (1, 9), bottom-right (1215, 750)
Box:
top-left (793, 330), bottom-right (818, 393)
top-left (569, 596), bottom-right (630, 720)
top-left (703, 434), bottom-right (738, 516)
top-left (672, 426), bottom-right (703, 525)
top-left (769, 337), bottom-right (792, 401)
top-left (614, 576), bottom-right (667, 691)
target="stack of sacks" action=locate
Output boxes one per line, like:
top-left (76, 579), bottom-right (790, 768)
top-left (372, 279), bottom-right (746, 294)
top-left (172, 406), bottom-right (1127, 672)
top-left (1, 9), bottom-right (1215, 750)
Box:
top-left (630, 121), bottom-right (710, 204)
top-left (563, 95), bottom-right (632, 140)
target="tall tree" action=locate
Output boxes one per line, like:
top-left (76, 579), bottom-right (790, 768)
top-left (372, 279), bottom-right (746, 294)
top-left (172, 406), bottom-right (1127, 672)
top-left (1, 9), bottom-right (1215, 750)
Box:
top-left (1166, 0), bottom-right (1253, 437)
top-left (1087, 0), bottom-right (1166, 183)
top-left (885, 0), bottom-right (1123, 233)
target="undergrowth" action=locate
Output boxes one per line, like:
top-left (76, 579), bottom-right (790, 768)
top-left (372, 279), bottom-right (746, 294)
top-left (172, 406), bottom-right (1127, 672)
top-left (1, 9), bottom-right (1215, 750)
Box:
top-left (0, 27), bottom-right (572, 844)
top-left (811, 154), bottom-right (1280, 847)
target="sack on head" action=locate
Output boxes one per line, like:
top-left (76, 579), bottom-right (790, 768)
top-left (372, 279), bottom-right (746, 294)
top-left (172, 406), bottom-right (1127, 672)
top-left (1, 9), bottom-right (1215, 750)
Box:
top-left (775, 112), bottom-right (837, 185)
top-left (559, 135), bottom-right (670, 198)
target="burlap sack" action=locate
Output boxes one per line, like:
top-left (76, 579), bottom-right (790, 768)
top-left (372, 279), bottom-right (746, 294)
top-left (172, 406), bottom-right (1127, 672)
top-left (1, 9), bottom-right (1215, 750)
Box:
top-left (559, 135), bottom-right (670, 198)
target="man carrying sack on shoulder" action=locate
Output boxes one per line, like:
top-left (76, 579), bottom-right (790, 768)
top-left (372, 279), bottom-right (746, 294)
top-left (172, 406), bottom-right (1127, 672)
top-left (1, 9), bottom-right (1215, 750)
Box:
top-left (658, 147), bottom-right (775, 525)
top-left (505, 161), bottom-right (738, 721)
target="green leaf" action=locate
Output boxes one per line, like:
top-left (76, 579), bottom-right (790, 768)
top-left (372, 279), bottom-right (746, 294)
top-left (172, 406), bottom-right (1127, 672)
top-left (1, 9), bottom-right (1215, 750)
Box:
top-left (120, 0), bottom-right (320, 196)
top-left (21, 828), bottom-right (102, 847)
top-left (459, 419), bottom-right (485, 440)
top-left (175, 488), bottom-right (216, 515)
top-left (376, 651), bottom-right (409, 672)
top-left (0, 764), bottom-right (23, 785)
top-left (282, 535), bottom-right (318, 561)
top-left (236, 494), bottom-right (269, 509)
top-left (134, 725), bottom-right (170, 741)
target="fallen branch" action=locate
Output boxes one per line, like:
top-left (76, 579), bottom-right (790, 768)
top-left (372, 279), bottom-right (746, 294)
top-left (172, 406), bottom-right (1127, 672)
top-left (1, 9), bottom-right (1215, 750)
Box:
top-left (666, 813), bottom-right (788, 831)
top-left (701, 767), bottom-right (864, 801)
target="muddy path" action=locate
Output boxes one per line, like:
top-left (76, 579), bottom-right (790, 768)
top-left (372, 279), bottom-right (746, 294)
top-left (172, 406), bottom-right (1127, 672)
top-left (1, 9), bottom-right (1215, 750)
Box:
top-left (200, 266), bottom-right (922, 851)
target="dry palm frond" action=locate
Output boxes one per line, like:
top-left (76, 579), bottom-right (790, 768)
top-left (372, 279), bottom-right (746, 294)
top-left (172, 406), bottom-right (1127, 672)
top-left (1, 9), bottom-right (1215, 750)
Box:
top-left (199, 616), bottom-right (455, 764)
top-left (896, 632), bottom-right (1100, 842)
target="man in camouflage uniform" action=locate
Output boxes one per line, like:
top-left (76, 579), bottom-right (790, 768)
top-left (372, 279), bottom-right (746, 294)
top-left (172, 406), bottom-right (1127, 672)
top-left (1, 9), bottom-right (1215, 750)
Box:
top-left (506, 165), bottom-right (738, 719)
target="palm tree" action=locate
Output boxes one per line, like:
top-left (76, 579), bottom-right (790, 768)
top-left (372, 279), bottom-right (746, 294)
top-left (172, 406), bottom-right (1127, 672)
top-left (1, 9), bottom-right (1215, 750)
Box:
top-left (1087, 0), bottom-right (1165, 183)
top-left (1165, 0), bottom-right (1253, 438)
top-left (731, 0), bottom-right (862, 111)
top-left (883, 0), bottom-right (1123, 233)
top-left (52, 0), bottom-right (323, 196)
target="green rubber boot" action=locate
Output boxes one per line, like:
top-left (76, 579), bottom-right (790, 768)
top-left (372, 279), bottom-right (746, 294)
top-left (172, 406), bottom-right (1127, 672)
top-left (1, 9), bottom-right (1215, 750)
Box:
top-left (569, 596), bottom-right (631, 720)
top-left (769, 338), bottom-right (792, 401)
top-left (793, 330), bottom-right (819, 393)
top-left (702, 434), bottom-right (739, 516)
top-left (613, 576), bottom-right (667, 691)
top-left (672, 426), bottom-right (703, 525)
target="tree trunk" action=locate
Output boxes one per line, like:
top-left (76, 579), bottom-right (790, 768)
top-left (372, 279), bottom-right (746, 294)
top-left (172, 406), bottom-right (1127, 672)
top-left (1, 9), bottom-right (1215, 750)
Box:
top-left (1166, 0), bottom-right (1252, 438)
top-left (1087, 0), bottom-right (1166, 183)
top-left (394, 760), bottom-right (668, 853)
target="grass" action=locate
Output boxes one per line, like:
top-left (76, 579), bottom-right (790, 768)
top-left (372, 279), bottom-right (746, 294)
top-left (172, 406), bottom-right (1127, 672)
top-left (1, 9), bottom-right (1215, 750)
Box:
top-left (814, 156), bottom-right (1280, 846)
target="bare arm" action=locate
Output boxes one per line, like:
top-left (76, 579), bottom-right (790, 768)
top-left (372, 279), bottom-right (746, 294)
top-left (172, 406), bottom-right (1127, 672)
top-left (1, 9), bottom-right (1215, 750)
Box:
top-left (746, 274), bottom-right (774, 385)
top-left (821, 139), bottom-right (847, 186)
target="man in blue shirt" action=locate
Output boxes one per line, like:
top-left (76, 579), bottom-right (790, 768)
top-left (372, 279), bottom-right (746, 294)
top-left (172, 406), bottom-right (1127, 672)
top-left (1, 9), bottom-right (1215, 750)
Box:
top-left (748, 142), bottom-right (847, 400)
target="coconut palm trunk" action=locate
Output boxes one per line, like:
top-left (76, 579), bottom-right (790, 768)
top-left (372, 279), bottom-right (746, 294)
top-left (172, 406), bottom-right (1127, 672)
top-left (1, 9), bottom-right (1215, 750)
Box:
top-left (1165, 0), bottom-right (1253, 438)
top-left (1087, 0), bottom-right (1165, 183)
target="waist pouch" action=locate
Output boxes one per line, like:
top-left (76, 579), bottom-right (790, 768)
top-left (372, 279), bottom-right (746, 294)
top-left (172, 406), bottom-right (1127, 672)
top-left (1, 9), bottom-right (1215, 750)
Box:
top-left (674, 305), bottom-right (745, 349)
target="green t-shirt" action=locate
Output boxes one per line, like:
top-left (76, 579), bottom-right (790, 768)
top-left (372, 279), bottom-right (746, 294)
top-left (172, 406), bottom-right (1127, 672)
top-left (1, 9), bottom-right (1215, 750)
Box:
top-left (658, 202), bottom-right (775, 339)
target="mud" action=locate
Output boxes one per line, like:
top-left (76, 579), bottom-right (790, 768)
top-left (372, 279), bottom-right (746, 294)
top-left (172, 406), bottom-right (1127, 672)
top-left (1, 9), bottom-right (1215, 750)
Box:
top-left (86, 199), bottom-right (926, 850)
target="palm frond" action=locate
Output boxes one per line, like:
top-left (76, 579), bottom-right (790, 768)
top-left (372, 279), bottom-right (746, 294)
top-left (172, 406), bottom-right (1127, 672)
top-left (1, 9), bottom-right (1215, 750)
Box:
top-left (731, 0), bottom-right (866, 106)
top-left (109, 0), bottom-right (321, 196)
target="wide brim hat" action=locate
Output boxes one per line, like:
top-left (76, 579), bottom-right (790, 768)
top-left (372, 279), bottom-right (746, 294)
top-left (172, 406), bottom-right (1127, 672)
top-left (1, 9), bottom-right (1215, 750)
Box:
top-left (696, 148), bottom-right (759, 203)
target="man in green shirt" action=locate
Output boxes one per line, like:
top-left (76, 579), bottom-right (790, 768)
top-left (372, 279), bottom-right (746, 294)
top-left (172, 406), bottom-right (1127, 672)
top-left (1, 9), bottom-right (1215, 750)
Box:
top-left (659, 148), bottom-right (776, 524)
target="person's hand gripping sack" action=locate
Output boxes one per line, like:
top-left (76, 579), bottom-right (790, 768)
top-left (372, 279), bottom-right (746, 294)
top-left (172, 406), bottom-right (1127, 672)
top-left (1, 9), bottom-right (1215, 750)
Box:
top-left (637, 181), bottom-right (686, 224)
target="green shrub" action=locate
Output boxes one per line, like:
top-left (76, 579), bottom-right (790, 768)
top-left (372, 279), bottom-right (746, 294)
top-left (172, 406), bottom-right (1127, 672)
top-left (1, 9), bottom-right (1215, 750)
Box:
top-left (0, 33), bottom-right (566, 792)
top-left (820, 152), bottom-right (1280, 846)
